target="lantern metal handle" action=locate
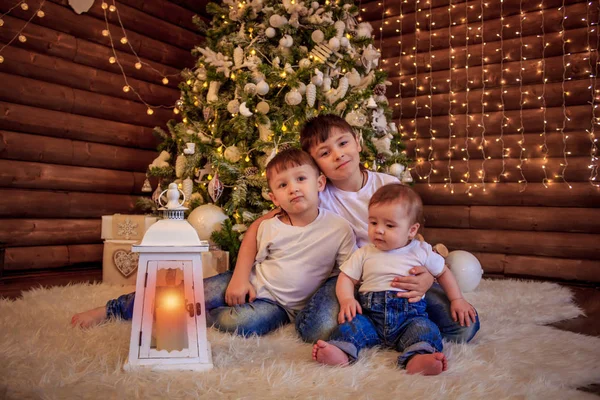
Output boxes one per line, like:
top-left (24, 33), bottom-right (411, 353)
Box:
top-left (158, 183), bottom-right (187, 210)
top-left (186, 303), bottom-right (194, 318)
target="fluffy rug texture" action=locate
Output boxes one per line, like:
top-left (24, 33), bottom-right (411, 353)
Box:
top-left (1, 279), bottom-right (599, 400)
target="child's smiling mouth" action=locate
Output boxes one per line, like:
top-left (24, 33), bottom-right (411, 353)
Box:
top-left (337, 160), bottom-right (351, 169)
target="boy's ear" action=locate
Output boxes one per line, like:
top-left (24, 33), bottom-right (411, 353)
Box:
top-left (316, 173), bottom-right (326, 192)
top-left (355, 134), bottom-right (363, 153)
top-left (268, 191), bottom-right (280, 207)
top-left (408, 223), bottom-right (420, 239)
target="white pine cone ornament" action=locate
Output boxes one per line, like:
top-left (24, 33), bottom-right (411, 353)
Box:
top-left (182, 177), bottom-right (193, 202)
top-left (244, 166), bottom-right (258, 176)
top-left (175, 154), bottom-right (186, 178)
top-left (234, 46), bottom-right (244, 67)
top-left (306, 83), bottom-right (316, 107)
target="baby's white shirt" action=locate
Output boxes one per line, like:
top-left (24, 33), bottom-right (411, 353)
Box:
top-left (250, 208), bottom-right (356, 313)
top-left (319, 170), bottom-right (398, 248)
top-left (340, 240), bottom-right (445, 294)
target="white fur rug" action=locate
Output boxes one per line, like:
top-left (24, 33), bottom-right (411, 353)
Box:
top-left (1, 279), bottom-right (599, 400)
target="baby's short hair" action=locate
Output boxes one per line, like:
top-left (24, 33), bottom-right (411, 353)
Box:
top-left (369, 183), bottom-right (423, 225)
top-left (300, 114), bottom-right (357, 153)
top-left (265, 148), bottom-right (320, 189)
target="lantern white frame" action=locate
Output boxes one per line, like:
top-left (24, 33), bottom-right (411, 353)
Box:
top-left (124, 231), bottom-right (213, 371)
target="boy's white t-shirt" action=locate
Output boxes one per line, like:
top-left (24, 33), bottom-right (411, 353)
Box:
top-left (318, 170), bottom-right (399, 248)
top-left (250, 208), bottom-right (356, 314)
top-left (340, 240), bottom-right (445, 294)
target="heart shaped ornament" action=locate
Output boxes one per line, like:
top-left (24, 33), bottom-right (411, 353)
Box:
top-left (69, 0), bottom-right (94, 14)
top-left (112, 249), bottom-right (139, 277)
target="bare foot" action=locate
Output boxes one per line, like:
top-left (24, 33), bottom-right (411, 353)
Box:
top-left (406, 353), bottom-right (447, 375)
top-left (312, 340), bottom-right (350, 366)
top-left (71, 306), bottom-right (107, 329)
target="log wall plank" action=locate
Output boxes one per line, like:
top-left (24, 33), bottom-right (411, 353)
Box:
top-left (4, 244), bottom-right (103, 271)
top-left (423, 205), bottom-right (600, 233)
top-left (423, 228), bottom-right (600, 260)
top-left (0, 189), bottom-right (140, 218)
top-left (0, 219), bottom-right (101, 247)
top-left (0, 102), bottom-right (158, 149)
top-left (0, 159), bottom-right (146, 194)
top-left (0, 131), bottom-right (156, 172)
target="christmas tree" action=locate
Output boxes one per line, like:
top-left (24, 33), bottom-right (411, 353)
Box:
top-left (140, 0), bottom-right (410, 259)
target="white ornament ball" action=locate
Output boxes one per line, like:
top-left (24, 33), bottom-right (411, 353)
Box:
top-left (299, 58), bottom-right (311, 69)
top-left (265, 27), bottom-right (276, 38)
top-left (244, 83), bottom-right (257, 95)
top-left (187, 204), bottom-right (229, 242)
top-left (227, 99), bottom-right (240, 114)
top-left (311, 1), bottom-right (319, 9)
top-left (389, 163), bottom-right (405, 178)
top-left (446, 250), bottom-right (484, 293)
top-left (340, 37), bottom-right (349, 47)
top-left (328, 37), bottom-right (340, 51)
top-left (256, 80), bottom-right (270, 96)
top-left (224, 145), bottom-right (242, 163)
top-left (285, 90), bottom-right (302, 106)
top-left (279, 35), bottom-right (293, 48)
top-left (311, 30), bottom-right (325, 44)
top-left (297, 82), bottom-right (306, 95)
top-left (256, 101), bottom-right (270, 114)
top-left (269, 14), bottom-right (287, 28)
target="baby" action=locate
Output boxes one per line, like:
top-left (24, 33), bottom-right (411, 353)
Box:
top-left (312, 183), bottom-right (477, 375)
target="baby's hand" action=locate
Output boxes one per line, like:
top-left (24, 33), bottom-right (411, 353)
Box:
top-left (338, 298), bottom-right (362, 324)
top-left (450, 298), bottom-right (477, 327)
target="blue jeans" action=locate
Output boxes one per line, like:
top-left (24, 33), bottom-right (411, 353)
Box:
top-left (296, 277), bottom-right (480, 343)
top-left (328, 292), bottom-right (443, 367)
top-left (106, 271), bottom-right (290, 337)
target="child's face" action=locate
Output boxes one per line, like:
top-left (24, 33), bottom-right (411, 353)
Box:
top-left (307, 127), bottom-right (362, 185)
top-left (367, 202), bottom-right (420, 251)
top-left (268, 164), bottom-right (326, 216)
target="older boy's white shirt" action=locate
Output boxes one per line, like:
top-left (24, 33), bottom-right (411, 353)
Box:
top-left (340, 240), bottom-right (445, 294)
top-left (319, 170), bottom-right (399, 248)
top-left (250, 208), bottom-right (357, 313)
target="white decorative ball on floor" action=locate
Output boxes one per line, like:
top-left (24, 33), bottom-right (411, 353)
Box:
top-left (446, 250), bottom-right (484, 292)
top-left (187, 204), bottom-right (228, 241)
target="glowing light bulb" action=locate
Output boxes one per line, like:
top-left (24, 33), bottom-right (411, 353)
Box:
top-left (135, 62), bottom-right (142, 69)
top-left (102, 30), bottom-right (109, 37)
top-left (21, 3), bottom-right (29, 10)
top-left (18, 35), bottom-right (27, 43)
top-left (146, 108), bottom-right (154, 115)
top-left (162, 77), bottom-right (169, 85)
top-left (37, 10), bottom-right (44, 18)
top-left (109, 56), bottom-right (116, 64)
top-left (120, 37), bottom-right (128, 44)
top-left (123, 85), bottom-right (130, 92)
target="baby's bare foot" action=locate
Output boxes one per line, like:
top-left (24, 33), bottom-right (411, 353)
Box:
top-left (406, 353), bottom-right (447, 375)
top-left (71, 306), bottom-right (107, 329)
top-left (312, 340), bottom-right (350, 366)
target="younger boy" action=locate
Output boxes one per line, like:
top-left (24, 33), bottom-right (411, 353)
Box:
top-left (312, 183), bottom-right (477, 375)
top-left (72, 149), bottom-right (356, 337)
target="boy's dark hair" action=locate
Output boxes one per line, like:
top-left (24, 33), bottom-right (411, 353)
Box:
top-left (369, 183), bottom-right (423, 225)
top-left (265, 148), bottom-right (320, 189)
top-left (300, 114), bottom-right (357, 153)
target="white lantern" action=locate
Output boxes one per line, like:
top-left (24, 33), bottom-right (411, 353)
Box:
top-left (446, 250), bottom-right (484, 293)
top-left (124, 183), bottom-right (213, 372)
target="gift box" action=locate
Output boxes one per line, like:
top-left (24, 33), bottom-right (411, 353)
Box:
top-left (101, 215), bottom-right (158, 241)
top-left (101, 214), bottom-right (229, 285)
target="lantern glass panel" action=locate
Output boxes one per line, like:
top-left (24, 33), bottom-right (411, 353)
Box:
top-left (152, 268), bottom-right (188, 352)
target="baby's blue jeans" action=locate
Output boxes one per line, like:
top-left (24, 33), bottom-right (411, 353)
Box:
top-left (295, 277), bottom-right (480, 344)
top-left (327, 291), bottom-right (443, 368)
top-left (106, 271), bottom-right (290, 337)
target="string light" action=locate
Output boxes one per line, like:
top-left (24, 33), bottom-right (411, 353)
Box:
top-left (446, 0), bottom-right (454, 194)
top-left (540, 3), bottom-right (551, 187)
top-left (396, 2), bottom-right (404, 148)
top-left (558, 2), bottom-right (571, 188)
top-left (462, 0), bottom-right (471, 193)
top-left (517, 1), bottom-right (527, 191)
top-left (497, 1), bottom-right (508, 183)
top-left (424, 0), bottom-right (434, 186)
top-left (0, 0), bottom-right (46, 63)
top-left (586, 0), bottom-right (599, 187)
top-left (413, 0), bottom-right (423, 180)
top-left (479, 1), bottom-right (487, 191)
top-left (100, 0), bottom-right (178, 115)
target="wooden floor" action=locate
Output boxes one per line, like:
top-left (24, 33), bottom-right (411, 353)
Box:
top-left (551, 284), bottom-right (600, 396)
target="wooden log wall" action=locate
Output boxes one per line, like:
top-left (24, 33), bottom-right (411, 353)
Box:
top-left (0, 0), bottom-right (210, 297)
top-left (364, 0), bottom-right (600, 282)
